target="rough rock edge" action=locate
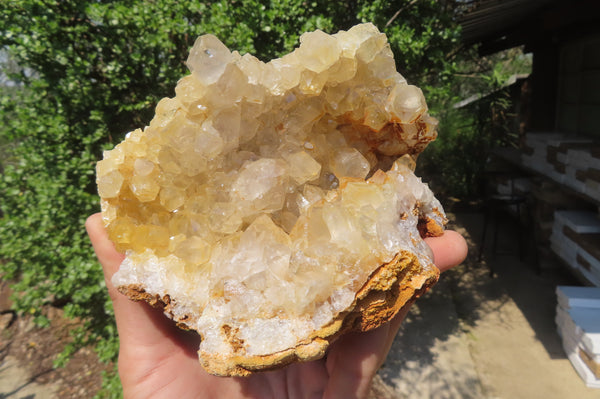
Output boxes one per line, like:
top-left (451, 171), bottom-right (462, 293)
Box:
top-left (115, 216), bottom-right (441, 377)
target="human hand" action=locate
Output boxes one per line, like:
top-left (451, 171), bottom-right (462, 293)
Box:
top-left (86, 213), bottom-right (467, 399)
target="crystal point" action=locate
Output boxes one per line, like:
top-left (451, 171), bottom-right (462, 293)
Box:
top-left (187, 34), bottom-right (233, 85)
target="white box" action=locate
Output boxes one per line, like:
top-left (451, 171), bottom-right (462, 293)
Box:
top-left (557, 286), bottom-right (600, 310)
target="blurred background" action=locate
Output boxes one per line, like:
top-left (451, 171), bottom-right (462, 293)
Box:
top-left (1, 1), bottom-right (599, 397)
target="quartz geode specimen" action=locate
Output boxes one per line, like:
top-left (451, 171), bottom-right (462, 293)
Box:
top-left (97, 23), bottom-right (446, 376)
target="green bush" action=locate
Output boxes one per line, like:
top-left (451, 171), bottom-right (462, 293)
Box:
top-left (0, 1), bottom-right (463, 396)
top-left (418, 47), bottom-right (531, 200)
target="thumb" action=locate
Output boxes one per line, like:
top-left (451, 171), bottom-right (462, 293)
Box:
top-left (85, 213), bottom-right (185, 351)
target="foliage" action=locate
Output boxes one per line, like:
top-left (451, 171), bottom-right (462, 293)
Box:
top-left (0, 1), bottom-right (470, 396)
top-left (417, 46), bottom-right (532, 199)
top-left (357, 0), bottom-right (461, 95)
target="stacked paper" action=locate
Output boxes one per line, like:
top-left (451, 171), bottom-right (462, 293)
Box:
top-left (522, 132), bottom-right (565, 177)
top-left (555, 286), bottom-right (600, 388)
top-left (521, 133), bottom-right (600, 202)
top-left (550, 210), bottom-right (600, 286)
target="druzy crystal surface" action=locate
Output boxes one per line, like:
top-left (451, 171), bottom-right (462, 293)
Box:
top-left (97, 23), bottom-right (445, 375)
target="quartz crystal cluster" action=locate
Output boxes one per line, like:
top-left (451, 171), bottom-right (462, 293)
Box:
top-left (97, 23), bottom-right (446, 376)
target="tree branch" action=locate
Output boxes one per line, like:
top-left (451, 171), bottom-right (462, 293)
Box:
top-left (385, 0), bottom-right (419, 28)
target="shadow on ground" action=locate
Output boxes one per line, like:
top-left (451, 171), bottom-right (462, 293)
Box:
top-left (377, 208), bottom-right (594, 399)
top-left (378, 211), bottom-right (495, 398)
top-left (460, 210), bottom-right (582, 360)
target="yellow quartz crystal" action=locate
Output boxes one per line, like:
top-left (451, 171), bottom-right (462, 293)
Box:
top-left (97, 23), bottom-right (445, 376)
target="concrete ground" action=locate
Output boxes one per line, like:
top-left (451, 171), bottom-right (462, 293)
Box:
top-left (0, 355), bottom-right (58, 399)
top-left (377, 211), bottom-right (600, 399)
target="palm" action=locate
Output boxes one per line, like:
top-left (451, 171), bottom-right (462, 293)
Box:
top-left (116, 297), bottom-right (402, 399)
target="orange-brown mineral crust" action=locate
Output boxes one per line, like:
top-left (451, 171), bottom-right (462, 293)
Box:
top-left (97, 23), bottom-right (447, 376)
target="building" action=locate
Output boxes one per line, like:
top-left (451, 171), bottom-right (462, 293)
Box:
top-left (460, 0), bottom-right (600, 286)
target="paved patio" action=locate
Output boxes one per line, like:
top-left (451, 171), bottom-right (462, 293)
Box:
top-left (376, 211), bottom-right (600, 399)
